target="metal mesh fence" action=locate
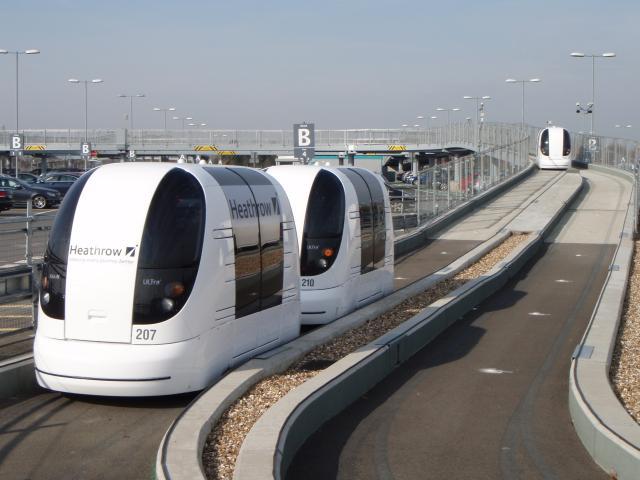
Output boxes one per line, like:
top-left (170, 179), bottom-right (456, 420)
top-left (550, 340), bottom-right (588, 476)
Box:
top-left (1, 122), bottom-right (638, 339)
top-left (0, 209), bottom-right (53, 335)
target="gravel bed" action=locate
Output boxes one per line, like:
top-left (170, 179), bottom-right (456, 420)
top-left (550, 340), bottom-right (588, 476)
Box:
top-left (203, 233), bottom-right (529, 480)
top-left (610, 240), bottom-right (640, 423)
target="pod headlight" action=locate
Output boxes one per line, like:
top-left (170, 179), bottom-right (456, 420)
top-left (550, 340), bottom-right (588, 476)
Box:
top-left (160, 298), bottom-right (175, 313)
top-left (42, 292), bottom-right (50, 305)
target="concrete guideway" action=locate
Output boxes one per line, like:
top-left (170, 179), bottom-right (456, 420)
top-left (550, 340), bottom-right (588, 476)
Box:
top-left (284, 168), bottom-right (631, 480)
top-left (156, 172), bottom-right (579, 479)
top-left (234, 172), bottom-right (583, 480)
top-left (394, 170), bottom-right (564, 291)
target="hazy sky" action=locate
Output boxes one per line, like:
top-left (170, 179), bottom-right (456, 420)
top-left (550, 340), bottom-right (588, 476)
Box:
top-left (1, 0), bottom-right (638, 139)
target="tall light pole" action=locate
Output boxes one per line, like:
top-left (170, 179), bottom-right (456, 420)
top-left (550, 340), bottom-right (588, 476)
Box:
top-left (436, 107), bottom-right (460, 142)
top-left (570, 52), bottom-right (616, 135)
top-left (0, 49), bottom-right (40, 133)
top-left (0, 49), bottom-right (40, 177)
top-left (68, 78), bottom-right (104, 143)
top-left (463, 95), bottom-right (491, 129)
top-left (173, 116), bottom-right (193, 130)
top-left (153, 107), bottom-right (176, 130)
top-left (505, 78), bottom-right (541, 132)
top-left (118, 93), bottom-right (145, 130)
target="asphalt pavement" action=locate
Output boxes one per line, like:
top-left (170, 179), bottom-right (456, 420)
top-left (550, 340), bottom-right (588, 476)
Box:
top-left (286, 169), bottom-right (628, 480)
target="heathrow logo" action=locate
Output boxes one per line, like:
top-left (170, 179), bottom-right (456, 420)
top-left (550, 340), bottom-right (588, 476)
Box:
top-left (69, 244), bottom-right (139, 263)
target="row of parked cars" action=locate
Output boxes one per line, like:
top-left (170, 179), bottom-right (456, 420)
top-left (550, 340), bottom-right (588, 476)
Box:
top-left (0, 170), bottom-right (82, 212)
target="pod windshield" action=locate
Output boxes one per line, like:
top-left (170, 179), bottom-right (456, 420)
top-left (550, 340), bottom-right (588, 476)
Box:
top-left (301, 170), bottom-right (345, 276)
top-left (132, 169), bottom-right (205, 324)
top-left (563, 129), bottom-right (571, 156)
top-left (540, 129), bottom-right (549, 156)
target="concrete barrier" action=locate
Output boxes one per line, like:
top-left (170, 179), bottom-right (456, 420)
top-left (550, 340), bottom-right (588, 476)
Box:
top-left (569, 166), bottom-right (640, 479)
top-left (233, 173), bottom-right (584, 479)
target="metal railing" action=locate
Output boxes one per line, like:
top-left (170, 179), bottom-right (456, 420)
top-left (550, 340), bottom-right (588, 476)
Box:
top-left (2, 122), bottom-right (638, 335)
top-left (0, 122), bottom-right (515, 152)
top-left (390, 124), bottom-right (531, 231)
top-left (0, 206), bottom-right (54, 333)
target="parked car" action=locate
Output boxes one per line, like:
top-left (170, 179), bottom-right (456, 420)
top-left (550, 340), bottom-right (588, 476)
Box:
top-left (0, 175), bottom-right (61, 209)
top-left (17, 172), bottom-right (39, 184)
top-left (36, 172), bottom-right (80, 197)
top-left (0, 188), bottom-right (13, 212)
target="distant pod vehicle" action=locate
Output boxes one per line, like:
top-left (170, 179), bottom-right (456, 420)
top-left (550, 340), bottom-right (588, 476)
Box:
top-left (266, 166), bottom-right (394, 324)
top-left (537, 126), bottom-right (572, 170)
top-left (35, 163), bottom-right (300, 396)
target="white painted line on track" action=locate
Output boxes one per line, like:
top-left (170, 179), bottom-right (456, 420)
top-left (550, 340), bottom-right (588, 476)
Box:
top-left (479, 368), bottom-right (513, 375)
top-left (528, 312), bottom-right (551, 316)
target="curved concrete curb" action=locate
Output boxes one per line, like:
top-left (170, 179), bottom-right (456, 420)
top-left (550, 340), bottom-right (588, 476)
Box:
top-left (233, 173), bottom-right (585, 479)
top-left (569, 166), bottom-right (640, 480)
top-left (155, 229), bottom-right (511, 480)
top-left (394, 164), bottom-right (535, 258)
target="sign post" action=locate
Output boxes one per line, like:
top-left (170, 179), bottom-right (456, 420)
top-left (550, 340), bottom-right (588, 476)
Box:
top-left (293, 123), bottom-right (315, 164)
top-left (81, 142), bottom-right (91, 170)
top-left (10, 134), bottom-right (24, 177)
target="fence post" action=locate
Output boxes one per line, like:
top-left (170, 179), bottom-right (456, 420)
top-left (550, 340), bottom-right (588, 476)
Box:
top-left (25, 202), bottom-right (38, 328)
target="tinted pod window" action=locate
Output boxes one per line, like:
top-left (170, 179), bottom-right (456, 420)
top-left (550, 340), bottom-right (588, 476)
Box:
top-left (563, 129), bottom-right (571, 156)
top-left (356, 169), bottom-right (386, 269)
top-left (233, 168), bottom-right (284, 310)
top-left (540, 129), bottom-right (549, 156)
top-left (206, 167), bottom-right (284, 318)
top-left (341, 169), bottom-right (386, 273)
top-left (133, 169), bottom-right (205, 325)
top-left (301, 170), bottom-right (345, 277)
top-left (40, 170), bottom-right (96, 319)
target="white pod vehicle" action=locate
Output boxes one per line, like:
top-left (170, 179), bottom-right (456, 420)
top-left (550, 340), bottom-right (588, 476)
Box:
top-left (537, 127), bottom-right (572, 169)
top-left (34, 163), bottom-right (300, 396)
top-left (266, 166), bottom-right (394, 324)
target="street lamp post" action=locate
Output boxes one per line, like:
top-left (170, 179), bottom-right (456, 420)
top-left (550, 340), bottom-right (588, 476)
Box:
top-left (68, 77), bottom-right (103, 170)
top-left (570, 52), bottom-right (616, 135)
top-left (0, 49), bottom-right (40, 133)
top-left (68, 78), bottom-right (104, 142)
top-left (463, 95), bottom-right (491, 131)
top-left (0, 48), bottom-right (40, 176)
top-left (505, 78), bottom-right (541, 133)
top-left (153, 107), bottom-right (176, 130)
top-left (436, 107), bottom-right (460, 143)
top-left (118, 93), bottom-right (145, 130)
top-left (463, 95), bottom-right (491, 160)
top-left (173, 116), bottom-right (193, 130)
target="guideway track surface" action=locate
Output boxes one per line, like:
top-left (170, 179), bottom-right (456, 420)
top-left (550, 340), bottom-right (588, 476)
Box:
top-left (287, 169), bottom-right (628, 480)
top-left (0, 170), bottom-right (561, 480)
top-left (393, 170), bottom-right (562, 291)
